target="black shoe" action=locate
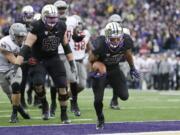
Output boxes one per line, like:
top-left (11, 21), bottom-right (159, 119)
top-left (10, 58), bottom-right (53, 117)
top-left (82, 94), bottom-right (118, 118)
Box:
top-left (61, 112), bottom-right (71, 124)
top-left (70, 100), bottom-right (81, 116)
top-left (18, 105), bottom-right (31, 119)
top-left (96, 114), bottom-right (105, 130)
top-left (27, 90), bottom-right (32, 105)
top-left (50, 103), bottom-right (57, 117)
top-left (9, 113), bottom-right (19, 123)
top-left (110, 99), bottom-right (120, 110)
top-left (96, 120), bottom-right (105, 130)
top-left (42, 112), bottom-right (49, 120)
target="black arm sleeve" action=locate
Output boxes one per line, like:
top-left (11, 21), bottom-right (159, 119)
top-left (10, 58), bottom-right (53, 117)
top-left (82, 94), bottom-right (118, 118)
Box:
top-left (62, 44), bottom-right (72, 55)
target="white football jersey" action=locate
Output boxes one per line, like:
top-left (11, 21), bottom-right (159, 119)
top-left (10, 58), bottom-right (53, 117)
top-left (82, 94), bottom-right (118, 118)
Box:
top-left (69, 29), bottom-right (90, 60)
top-left (0, 36), bottom-right (20, 72)
top-left (58, 16), bottom-right (91, 60)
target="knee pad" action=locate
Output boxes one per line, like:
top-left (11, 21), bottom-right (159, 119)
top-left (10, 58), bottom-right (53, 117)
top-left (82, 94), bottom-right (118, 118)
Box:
top-left (34, 85), bottom-right (46, 98)
top-left (120, 94), bottom-right (129, 101)
top-left (58, 88), bottom-right (69, 101)
top-left (11, 82), bottom-right (20, 94)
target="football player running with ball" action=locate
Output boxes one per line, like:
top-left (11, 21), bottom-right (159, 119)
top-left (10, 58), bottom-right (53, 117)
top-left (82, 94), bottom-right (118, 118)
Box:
top-left (89, 22), bottom-right (140, 129)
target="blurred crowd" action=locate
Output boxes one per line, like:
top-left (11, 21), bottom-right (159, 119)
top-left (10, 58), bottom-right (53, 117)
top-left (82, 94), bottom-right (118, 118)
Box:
top-left (0, 0), bottom-right (180, 90)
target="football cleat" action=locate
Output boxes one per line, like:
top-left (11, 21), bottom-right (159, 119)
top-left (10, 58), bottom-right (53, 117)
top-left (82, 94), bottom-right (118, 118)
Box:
top-left (70, 100), bottom-right (81, 116)
top-left (9, 113), bottom-right (19, 123)
top-left (42, 112), bottom-right (49, 120)
top-left (96, 113), bottom-right (105, 130)
top-left (110, 99), bottom-right (120, 110)
top-left (61, 112), bottom-right (71, 124)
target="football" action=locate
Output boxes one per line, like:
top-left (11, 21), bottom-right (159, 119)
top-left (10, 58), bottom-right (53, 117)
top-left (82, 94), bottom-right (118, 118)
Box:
top-left (92, 61), bottom-right (106, 74)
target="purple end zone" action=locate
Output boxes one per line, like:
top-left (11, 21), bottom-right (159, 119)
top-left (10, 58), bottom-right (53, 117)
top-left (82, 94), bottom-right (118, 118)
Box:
top-left (1, 121), bottom-right (180, 135)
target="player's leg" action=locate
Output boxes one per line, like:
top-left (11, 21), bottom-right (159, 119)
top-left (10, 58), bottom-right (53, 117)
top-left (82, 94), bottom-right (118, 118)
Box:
top-left (109, 67), bottom-right (129, 102)
top-left (27, 81), bottom-right (33, 105)
top-left (60, 54), bottom-right (79, 116)
top-left (30, 64), bottom-right (49, 120)
top-left (50, 86), bottom-right (57, 117)
top-left (91, 75), bottom-right (106, 129)
top-left (110, 89), bottom-right (119, 110)
top-left (20, 64), bottom-right (29, 108)
top-left (48, 57), bottom-right (70, 124)
top-left (71, 61), bottom-right (87, 116)
top-left (0, 74), bottom-right (12, 103)
top-left (9, 68), bottom-right (30, 123)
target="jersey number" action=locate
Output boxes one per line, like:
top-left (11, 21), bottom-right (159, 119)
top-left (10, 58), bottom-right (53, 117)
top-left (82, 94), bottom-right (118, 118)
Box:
top-left (42, 37), bottom-right (60, 51)
top-left (74, 41), bottom-right (85, 51)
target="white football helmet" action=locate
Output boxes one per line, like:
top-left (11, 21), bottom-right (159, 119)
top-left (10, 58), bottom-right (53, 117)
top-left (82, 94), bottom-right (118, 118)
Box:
top-left (104, 22), bottom-right (124, 51)
top-left (41, 4), bottom-right (59, 27)
top-left (72, 15), bottom-right (84, 31)
top-left (21, 5), bottom-right (34, 23)
top-left (54, 0), bottom-right (68, 19)
top-left (108, 14), bottom-right (122, 24)
top-left (9, 23), bottom-right (27, 46)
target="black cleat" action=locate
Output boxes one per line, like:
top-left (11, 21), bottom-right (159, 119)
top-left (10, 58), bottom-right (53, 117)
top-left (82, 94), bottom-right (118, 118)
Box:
top-left (9, 113), bottom-right (19, 123)
top-left (18, 105), bottom-right (31, 119)
top-left (42, 112), bottom-right (49, 120)
top-left (96, 114), bottom-right (105, 130)
top-left (110, 99), bottom-right (120, 110)
top-left (70, 100), bottom-right (81, 116)
top-left (96, 120), bottom-right (105, 130)
top-left (61, 112), bottom-right (71, 124)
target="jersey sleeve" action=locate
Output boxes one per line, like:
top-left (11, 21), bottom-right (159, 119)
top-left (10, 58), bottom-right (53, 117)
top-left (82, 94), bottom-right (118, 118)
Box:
top-left (30, 21), bottom-right (40, 35)
top-left (0, 39), bottom-right (11, 52)
top-left (123, 34), bottom-right (134, 50)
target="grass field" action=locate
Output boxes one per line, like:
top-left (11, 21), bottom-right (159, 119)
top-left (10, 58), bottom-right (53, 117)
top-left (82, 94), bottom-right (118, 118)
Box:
top-left (1, 88), bottom-right (180, 127)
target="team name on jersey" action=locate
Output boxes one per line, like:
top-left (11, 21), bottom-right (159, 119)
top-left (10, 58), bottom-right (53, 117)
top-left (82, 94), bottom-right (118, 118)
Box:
top-left (104, 53), bottom-right (124, 65)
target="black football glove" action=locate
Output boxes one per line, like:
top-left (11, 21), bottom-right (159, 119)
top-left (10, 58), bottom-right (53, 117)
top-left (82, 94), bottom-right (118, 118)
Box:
top-left (130, 67), bottom-right (140, 80)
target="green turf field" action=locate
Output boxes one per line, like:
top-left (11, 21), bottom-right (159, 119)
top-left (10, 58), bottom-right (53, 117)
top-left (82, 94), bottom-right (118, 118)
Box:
top-left (0, 88), bottom-right (180, 126)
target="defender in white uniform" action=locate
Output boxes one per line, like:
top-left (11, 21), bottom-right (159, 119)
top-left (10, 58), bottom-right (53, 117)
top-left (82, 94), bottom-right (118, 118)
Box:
top-left (0, 23), bottom-right (30, 123)
top-left (53, 1), bottom-right (91, 117)
top-left (67, 15), bottom-right (92, 116)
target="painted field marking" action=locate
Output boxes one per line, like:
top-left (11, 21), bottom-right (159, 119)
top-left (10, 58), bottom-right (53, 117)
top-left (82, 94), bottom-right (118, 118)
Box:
top-left (93, 131), bottom-right (180, 135)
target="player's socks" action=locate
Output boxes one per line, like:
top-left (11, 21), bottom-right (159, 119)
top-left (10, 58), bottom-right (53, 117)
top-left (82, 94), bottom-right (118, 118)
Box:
top-left (50, 87), bottom-right (57, 117)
